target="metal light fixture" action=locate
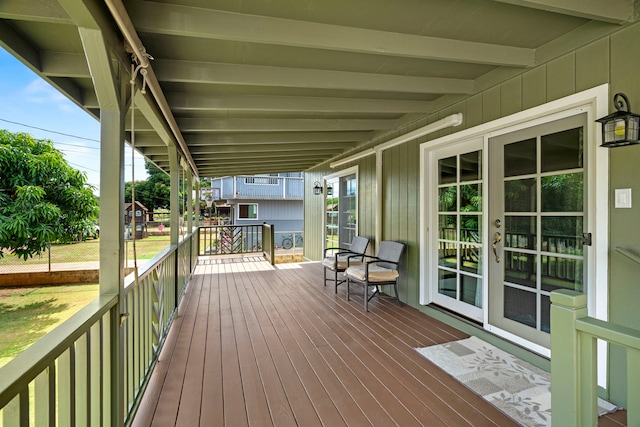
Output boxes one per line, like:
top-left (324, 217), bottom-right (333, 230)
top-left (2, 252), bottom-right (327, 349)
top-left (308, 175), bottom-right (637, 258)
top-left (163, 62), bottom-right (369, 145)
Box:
top-left (313, 181), bottom-right (323, 195)
top-left (596, 92), bottom-right (640, 147)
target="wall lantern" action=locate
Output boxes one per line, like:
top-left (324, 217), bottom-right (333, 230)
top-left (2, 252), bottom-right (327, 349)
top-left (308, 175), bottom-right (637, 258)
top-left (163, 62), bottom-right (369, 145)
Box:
top-left (313, 181), bottom-right (323, 195)
top-left (326, 186), bottom-right (333, 196)
top-left (596, 92), bottom-right (640, 147)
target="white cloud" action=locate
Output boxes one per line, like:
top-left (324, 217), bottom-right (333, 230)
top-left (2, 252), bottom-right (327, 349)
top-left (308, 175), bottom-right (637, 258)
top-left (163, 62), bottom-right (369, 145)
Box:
top-left (24, 78), bottom-right (73, 110)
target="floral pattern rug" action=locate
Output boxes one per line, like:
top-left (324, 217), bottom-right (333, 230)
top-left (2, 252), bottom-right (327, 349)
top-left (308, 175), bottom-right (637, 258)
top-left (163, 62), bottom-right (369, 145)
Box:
top-left (415, 336), bottom-right (619, 427)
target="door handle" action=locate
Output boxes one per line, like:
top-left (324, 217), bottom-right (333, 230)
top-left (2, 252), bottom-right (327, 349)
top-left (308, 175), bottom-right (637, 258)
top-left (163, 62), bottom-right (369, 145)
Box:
top-left (492, 231), bottom-right (502, 263)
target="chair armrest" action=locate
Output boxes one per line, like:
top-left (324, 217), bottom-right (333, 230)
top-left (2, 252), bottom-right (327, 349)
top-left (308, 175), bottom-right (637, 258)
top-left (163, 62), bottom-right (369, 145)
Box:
top-left (324, 246), bottom-right (348, 257)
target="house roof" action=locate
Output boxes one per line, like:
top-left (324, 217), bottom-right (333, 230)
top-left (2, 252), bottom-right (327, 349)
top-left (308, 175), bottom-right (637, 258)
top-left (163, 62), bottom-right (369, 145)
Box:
top-left (124, 201), bottom-right (149, 211)
top-left (0, 0), bottom-right (635, 178)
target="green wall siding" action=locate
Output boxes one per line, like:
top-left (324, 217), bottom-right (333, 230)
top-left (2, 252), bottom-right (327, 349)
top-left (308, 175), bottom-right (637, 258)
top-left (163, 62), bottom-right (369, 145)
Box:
top-left (305, 19), bottom-right (640, 407)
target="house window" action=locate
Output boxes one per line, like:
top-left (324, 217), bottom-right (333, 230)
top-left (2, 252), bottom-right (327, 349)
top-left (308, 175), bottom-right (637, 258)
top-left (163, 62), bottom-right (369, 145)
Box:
top-left (135, 210), bottom-right (142, 217)
top-left (245, 175), bottom-right (278, 185)
top-left (238, 203), bottom-right (258, 219)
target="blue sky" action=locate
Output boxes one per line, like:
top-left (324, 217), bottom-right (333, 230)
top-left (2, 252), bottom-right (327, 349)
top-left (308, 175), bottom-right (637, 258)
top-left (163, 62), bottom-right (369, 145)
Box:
top-left (0, 47), bottom-right (148, 193)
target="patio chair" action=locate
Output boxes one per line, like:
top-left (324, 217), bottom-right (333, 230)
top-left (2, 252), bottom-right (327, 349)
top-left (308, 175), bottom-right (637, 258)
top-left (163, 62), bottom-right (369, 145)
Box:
top-left (345, 240), bottom-right (405, 312)
top-left (322, 236), bottom-right (370, 293)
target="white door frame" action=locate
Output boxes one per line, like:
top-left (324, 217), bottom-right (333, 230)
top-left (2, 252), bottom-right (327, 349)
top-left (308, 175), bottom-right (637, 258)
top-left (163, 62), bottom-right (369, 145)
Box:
top-left (322, 166), bottom-right (359, 250)
top-left (420, 84), bottom-right (609, 363)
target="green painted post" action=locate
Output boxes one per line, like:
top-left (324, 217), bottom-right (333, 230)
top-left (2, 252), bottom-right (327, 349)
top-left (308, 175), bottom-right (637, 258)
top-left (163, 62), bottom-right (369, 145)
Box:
top-left (629, 348), bottom-right (640, 426)
top-left (550, 289), bottom-right (589, 427)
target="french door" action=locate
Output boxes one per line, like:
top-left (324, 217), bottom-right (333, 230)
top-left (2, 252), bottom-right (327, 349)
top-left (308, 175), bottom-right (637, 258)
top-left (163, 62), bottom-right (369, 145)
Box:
top-left (325, 172), bottom-right (357, 250)
top-left (430, 113), bottom-right (589, 349)
top-left (431, 139), bottom-right (484, 322)
top-left (488, 113), bottom-right (588, 348)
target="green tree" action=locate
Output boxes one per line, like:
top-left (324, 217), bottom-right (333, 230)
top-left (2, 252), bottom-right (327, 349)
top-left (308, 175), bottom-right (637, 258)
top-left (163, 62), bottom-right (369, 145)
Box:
top-left (125, 161), bottom-right (171, 214)
top-left (0, 130), bottom-right (98, 259)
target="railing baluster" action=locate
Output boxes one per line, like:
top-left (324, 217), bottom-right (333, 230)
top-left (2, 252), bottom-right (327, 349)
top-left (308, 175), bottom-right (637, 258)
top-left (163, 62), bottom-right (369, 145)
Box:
top-left (89, 322), bottom-right (101, 426)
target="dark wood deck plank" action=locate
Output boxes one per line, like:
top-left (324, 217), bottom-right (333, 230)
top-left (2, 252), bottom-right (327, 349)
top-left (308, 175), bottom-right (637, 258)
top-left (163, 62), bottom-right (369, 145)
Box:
top-left (274, 263), bottom-right (513, 426)
top-left (200, 263), bottom-right (225, 426)
top-left (133, 258), bottom-right (627, 427)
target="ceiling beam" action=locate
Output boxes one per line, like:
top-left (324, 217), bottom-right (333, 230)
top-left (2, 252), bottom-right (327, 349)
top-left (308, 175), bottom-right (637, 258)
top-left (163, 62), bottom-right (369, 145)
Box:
top-left (40, 52), bottom-right (90, 78)
top-left (128, 0), bottom-right (535, 67)
top-left (180, 118), bottom-right (397, 132)
top-left (155, 60), bottom-right (475, 95)
top-left (165, 93), bottom-right (432, 114)
top-left (141, 143), bottom-right (352, 155)
top-left (133, 132), bottom-right (369, 147)
top-left (492, 0), bottom-right (634, 24)
top-left (182, 131), bottom-right (372, 146)
top-left (0, 0), bottom-right (71, 23)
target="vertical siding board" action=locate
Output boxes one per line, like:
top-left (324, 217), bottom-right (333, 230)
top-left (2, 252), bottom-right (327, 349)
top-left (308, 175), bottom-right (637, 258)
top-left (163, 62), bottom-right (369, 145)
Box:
top-left (482, 86), bottom-right (501, 123)
top-left (546, 53), bottom-right (576, 101)
top-left (406, 139), bottom-right (420, 307)
top-left (608, 23), bottom-right (640, 408)
top-left (576, 38), bottom-right (609, 92)
top-left (465, 94), bottom-right (483, 129)
top-left (501, 76), bottom-right (523, 117)
top-left (522, 66), bottom-right (547, 110)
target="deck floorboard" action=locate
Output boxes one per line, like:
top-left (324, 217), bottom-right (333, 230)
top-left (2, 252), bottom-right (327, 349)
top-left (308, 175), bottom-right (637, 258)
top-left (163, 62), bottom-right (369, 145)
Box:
top-left (133, 258), bottom-right (626, 426)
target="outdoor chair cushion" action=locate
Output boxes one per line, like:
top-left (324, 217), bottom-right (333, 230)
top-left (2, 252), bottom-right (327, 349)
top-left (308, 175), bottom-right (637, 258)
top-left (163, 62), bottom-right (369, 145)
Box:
top-left (323, 255), bottom-right (363, 270)
top-left (345, 264), bottom-right (399, 282)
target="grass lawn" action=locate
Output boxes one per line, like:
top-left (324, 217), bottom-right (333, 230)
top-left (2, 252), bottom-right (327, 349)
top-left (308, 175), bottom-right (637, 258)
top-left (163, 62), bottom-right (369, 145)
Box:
top-left (0, 284), bottom-right (99, 369)
top-left (0, 236), bottom-right (171, 266)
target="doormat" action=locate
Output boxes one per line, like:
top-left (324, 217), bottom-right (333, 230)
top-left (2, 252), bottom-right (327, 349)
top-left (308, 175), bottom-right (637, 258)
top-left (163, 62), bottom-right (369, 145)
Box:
top-left (415, 336), bottom-right (619, 427)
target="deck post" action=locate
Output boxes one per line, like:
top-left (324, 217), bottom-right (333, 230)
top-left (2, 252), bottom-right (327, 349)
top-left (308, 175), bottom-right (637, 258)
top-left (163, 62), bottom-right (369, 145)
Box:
top-left (550, 289), bottom-right (592, 427)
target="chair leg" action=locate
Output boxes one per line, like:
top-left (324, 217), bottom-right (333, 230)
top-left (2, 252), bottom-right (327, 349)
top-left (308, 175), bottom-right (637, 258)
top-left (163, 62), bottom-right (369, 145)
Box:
top-left (347, 278), bottom-right (351, 301)
top-left (334, 269), bottom-right (339, 293)
top-left (323, 267), bottom-right (327, 286)
top-left (393, 282), bottom-right (402, 306)
top-left (364, 281), bottom-right (369, 312)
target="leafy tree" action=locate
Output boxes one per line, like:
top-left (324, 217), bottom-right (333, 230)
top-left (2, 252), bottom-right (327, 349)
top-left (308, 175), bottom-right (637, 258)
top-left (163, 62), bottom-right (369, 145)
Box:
top-left (125, 161), bottom-right (171, 214)
top-left (0, 130), bottom-right (98, 259)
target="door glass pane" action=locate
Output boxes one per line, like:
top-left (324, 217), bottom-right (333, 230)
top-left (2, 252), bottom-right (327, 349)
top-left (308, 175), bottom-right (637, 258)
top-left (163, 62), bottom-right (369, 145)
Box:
top-left (439, 242), bottom-right (457, 268)
top-left (505, 178), bottom-right (537, 212)
top-left (541, 173), bottom-right (583, 212)
top-left (541, 295), bottom-right (551, 333)
top-left (541, 256), bottom-right (583, 292)
top-left (505, 216), bottom-right (536, 250)
top-left (504, 251), bottom-right (536, 288)
top-left (460, 184), bottom-right (480, 211)
top-left (439, 215), bottom-right (457, 240)
top-left (504, 138), bottom-right (536, 177)
top-left (460, 215), bottom-right (480, 242)
top-left (504, 286), bottom-right (536, 328)
top-left (460, 150), bottom-right (482, 181)
top-left (439, 186), bottom-right (457, 211)
top-left (460, 245), bottom-right (481, 274)
top-left (461, 275), bottom-right (482, 307)
top-left (541, 216), bottom-right (583, 254)
top-left (439, 156), bottom-right (457, 184)
top-left (438, 269), bottom-right (456, 298)
top-left (541, 127), bottom-right (583, 172)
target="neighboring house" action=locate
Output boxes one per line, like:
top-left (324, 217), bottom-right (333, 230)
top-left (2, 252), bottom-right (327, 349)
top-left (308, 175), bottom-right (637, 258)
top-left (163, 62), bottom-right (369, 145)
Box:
top-left (211, 173), bottom-right (304, 246)
top-left (124, 201), bottom-right (149, 238)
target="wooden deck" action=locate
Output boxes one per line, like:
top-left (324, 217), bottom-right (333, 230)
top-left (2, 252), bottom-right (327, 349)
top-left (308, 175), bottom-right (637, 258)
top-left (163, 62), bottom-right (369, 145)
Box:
top-left (133, 257), bottom-right (627, 426)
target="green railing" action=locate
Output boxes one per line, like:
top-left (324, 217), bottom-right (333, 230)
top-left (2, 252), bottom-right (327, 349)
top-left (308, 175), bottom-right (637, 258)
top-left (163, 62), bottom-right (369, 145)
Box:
top-left (0, 231), bottom-right (197, 426)
top-left (262, 223), bottom-right (275, 265)
top-left (551, 289), bottom-right (639, 426)
top-left (198, 224), bottom-right (274, 263)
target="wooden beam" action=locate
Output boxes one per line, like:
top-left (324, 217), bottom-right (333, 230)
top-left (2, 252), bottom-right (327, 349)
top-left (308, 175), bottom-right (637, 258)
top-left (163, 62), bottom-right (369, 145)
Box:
top-left (174, 118), bottom-right (397, 132)
top-left (492, 0), bottom-right (634, 24)
top-left (0, 0), bottom-right (71, 23)
top-left (165, 93), bottom-right (432, 114)
top-left (155, 60), bottom-right (475, 95)
top-left (129, 0), bottom-right (535, 67)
